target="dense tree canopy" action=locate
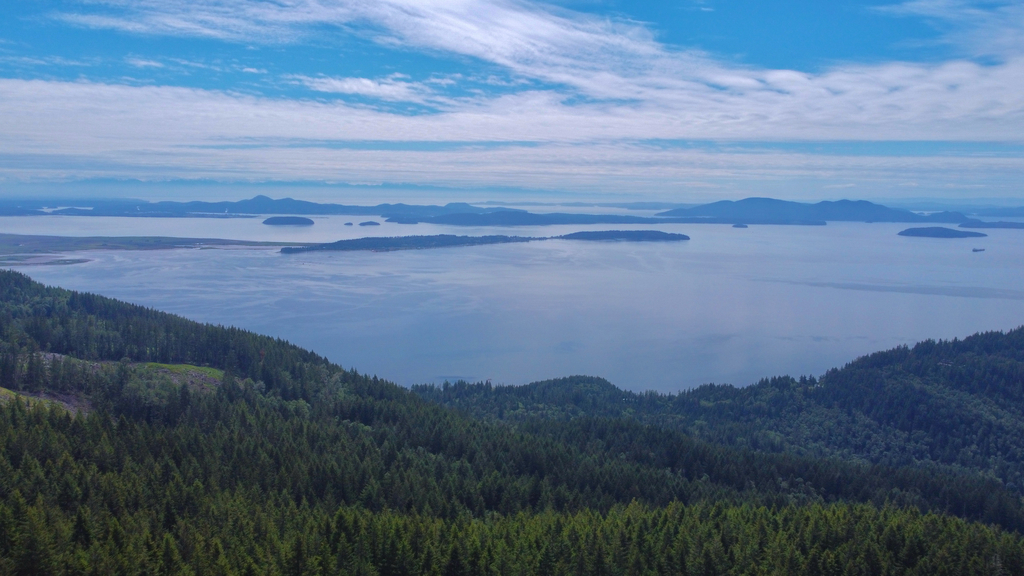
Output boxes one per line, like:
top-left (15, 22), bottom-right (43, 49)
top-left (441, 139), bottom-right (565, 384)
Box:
top-left (2, 269), bottom-right (1023, 575)
top-left (415, 329), bottom-right (1024, 491)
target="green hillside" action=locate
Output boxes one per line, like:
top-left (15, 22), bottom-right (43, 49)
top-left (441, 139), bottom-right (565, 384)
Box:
top-left (414, 329), bottom-right (1024, 491)
top-left (1, 269), bottom-right (1023, 575)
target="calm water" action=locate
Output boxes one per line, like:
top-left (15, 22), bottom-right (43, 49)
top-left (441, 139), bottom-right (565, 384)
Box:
top-left (5, 216), bottom-right (1023, 392)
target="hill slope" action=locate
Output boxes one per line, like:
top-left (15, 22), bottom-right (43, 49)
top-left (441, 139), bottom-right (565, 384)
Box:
top-left (414, 328), bottom-right (1024, 491)
top-left (2, 270), bottom-right (1023, 574)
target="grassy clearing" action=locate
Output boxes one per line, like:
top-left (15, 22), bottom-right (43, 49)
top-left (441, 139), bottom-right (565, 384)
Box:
top-left (140, 363), bottom-right (225, 379)
top-left (0, 387), bottom-right (71, 411)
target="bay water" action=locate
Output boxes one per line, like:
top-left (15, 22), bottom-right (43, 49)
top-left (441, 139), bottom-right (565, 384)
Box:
top-left (5, 215), bottom-right (1022, 392)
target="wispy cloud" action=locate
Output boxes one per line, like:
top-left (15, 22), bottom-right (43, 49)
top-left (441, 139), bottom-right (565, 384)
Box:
top-left (52, 0), bottom-right (1024, 109)
top-left (126, 57), bottom-right (165, 68)
top-left (13, 0), bottom-right (1024, 196)
top-left (878, 0), bottom-right (1024, 58)
top-left (0, 55), bottom-right (97, 67)
top-left (1, 78), bottom-right (1022, 197)
top-left (292, 74), bottom-right (432, 102)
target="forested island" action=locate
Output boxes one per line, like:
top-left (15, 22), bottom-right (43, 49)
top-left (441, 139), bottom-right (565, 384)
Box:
top-left (557, 230), bottom-right (689, 241)
top-left (281, 234), bottom-right (535, 253)
top-left (898, 227), bottom-right (988, 238)
top-left (263, 216), bottom-right (314, 226)
top-left (3, 269), bottom-right (1024, 574)
top-left (281, 231), bottom-right (689, 254)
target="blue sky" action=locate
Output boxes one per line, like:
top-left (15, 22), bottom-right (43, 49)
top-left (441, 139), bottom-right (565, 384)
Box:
top-left (1, 0), bottom-right (1023, 202)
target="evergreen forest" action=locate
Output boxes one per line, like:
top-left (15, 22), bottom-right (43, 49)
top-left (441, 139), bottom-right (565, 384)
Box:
top-left (1, 269), bottom-right (1023, 575)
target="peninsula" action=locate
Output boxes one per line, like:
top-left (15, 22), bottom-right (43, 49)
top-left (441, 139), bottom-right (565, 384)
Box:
top-left (0, 233), bottom-right (296, 254)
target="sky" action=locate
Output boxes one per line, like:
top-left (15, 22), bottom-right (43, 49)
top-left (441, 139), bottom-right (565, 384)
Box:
top-left (1, 0), bottom-right (1023, 203)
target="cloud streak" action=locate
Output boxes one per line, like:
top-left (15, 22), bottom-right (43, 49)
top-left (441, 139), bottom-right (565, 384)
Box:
top-left (5, 0), bottom-right (1020, 196)
top-left (292, 75), bottom-right (433, 103)
top-left (879, 0), bottom-right (1024, 58)
top-left (1, 77), bottom-right (1022, 196)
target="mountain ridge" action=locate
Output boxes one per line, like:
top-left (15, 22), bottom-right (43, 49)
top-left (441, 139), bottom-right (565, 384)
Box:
top-left (0, 195), bottom-right (978, 225)
top-left (656, 197), bottom-right (969, 223)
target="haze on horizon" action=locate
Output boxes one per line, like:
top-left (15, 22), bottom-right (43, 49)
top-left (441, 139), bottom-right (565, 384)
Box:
top-left (1, 0), bottom-right (1023, 203)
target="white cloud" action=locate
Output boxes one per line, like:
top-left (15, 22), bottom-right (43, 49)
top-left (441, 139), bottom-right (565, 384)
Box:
top-left (13, 0), bottom-right (1024, 195)
top-left (52, 0), bottom-right (1024, 112)
top-left (292, 74), bottom-right (432, 102)
top-left (0, 55), bottom-right (97, 67)
top-left (878, 0), bottom-right (1024, 58)
top-left (126, 57), bottom-right (165, 68)
top-left (1, 78), bottom-right (1022, 197)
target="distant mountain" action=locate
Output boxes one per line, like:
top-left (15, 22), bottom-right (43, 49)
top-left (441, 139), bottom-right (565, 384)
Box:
top-left (388, 211), bottom-right (826, 226)
top-left (395, 198), bottom-right (968, 226)
top-left (13, 195), bottom-right (517, 219)
top-left (973, 206), bottom-right (1024, 217)
top-left (2, 195), bottom-right (974, 227)
top-left (960, 220), bottom-right (1024, 229)
top-left (656, 198), bottom-right (969, 223)
top-left (387, 211), bottom-right (661, 225)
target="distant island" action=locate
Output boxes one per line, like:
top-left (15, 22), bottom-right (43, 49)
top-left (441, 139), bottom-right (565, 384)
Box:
top-left (656, 198), bottom-right (968, 224)
top-left (359, 221), bottom-right (381, 226)
top-left (959, 220), bottom-right (1024, 229)
top-left (898, 227), bottom-right (988, 238)
top-left (282, 231), bottom-right (690, 254)
top-left (0, 195), bottom-right (516, 220)
top-left (973, 206), bottom-right (1024, 218)
top-left (558, 230), bottom-right (689, 241)
top-left (386, 211), bottom-right (827, 226)
top-left (281, 234), bottom-right (534, 254)
top-left (3, 195), bottom-right (1000, 227)
top-left (263, 216), bottom-right (314, 226)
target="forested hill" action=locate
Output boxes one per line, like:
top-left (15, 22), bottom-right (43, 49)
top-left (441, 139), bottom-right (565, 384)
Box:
top-left (3, 269), bottom-right (1024, 574)
top-left (414, 328), bottom-right (1024, 491)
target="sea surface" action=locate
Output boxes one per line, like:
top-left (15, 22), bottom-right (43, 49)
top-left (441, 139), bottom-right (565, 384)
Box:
top-left (4, 215), bottom-right (1023, 392)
